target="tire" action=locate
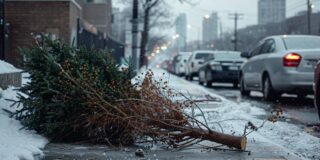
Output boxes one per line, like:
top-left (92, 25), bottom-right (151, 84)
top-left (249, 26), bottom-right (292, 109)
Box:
top-left (189, 75), bottom-right (193, 81)
top-left (240, 75), bottom-right (250, 96)
top-left (199, 81), bottom-right (204, 85)
top-left (263, 75), bottom-right (278, 101)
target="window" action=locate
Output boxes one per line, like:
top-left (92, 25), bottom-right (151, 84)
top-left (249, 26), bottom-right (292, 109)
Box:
top-left (250, 44), bottom-right (263, 57)
top-left (283, 36), bottom-right (320, 50)
top-left (260, 39), bottom-right (275, 54)
top-left (195, 53), bottom-right (212, 60)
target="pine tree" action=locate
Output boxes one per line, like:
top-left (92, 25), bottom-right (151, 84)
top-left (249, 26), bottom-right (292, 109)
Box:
top-left (12, 37), bottom-right (136, 143)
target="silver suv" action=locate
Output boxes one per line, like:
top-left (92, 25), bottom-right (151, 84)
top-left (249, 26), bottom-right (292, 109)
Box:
top-left (185, 50), bottom-right (215, 81)
top-left (240, 35), bottom-right (320, 100)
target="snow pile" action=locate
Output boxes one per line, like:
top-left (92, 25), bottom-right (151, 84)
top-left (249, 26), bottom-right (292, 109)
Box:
top-left (0, 87), bottom-right (47, 160)
top-left (148, 68), bottom-right (320, 160)
top-left (0, 60), bottom-right (22, 74)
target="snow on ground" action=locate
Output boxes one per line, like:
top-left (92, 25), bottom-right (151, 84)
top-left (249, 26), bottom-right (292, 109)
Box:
top-left (0, 87), bottom-right (47, 160)
top-left (145, 68), bottom-right (320, 160)
top-left (0, 63), bottom-right (47, 160)
top-left (0, 60), bottom-right (22, 74)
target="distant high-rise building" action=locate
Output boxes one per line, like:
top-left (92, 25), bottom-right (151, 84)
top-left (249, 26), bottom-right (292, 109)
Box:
top-left (111, 8), bottom-right (122, 41)
top-left (258, 0), bottom-right (286, 25)
top-left (175, 13), bottom-right (187, 50)
top-left (202, 12), bottom-right (218, 44)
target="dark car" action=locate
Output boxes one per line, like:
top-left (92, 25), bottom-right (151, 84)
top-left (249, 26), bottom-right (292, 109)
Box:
top-left (314, 61), bottom-right (320, 120)
top-left (198, 51), bottom-right (244, 88)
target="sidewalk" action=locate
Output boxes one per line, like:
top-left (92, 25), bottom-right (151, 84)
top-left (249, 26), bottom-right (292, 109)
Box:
top-left (43, 68), bottom-right (319, 160)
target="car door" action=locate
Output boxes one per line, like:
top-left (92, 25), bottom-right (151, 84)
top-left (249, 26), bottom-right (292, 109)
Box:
top-left (251, 39), bottom-right (276, 89)
top-left (243, 43), bottom-right (263, 89)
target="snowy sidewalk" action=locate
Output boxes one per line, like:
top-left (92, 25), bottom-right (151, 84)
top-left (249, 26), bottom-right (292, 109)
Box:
top-left (0, 84), bottom-right (47, 159)
top-left (43, 68), bottom-right (320, 160)
top-left (0, 60), bottom-right (47, 160)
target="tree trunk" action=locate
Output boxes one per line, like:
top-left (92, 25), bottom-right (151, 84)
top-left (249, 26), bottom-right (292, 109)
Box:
top-left (185, 129), bottom-right (247, 150)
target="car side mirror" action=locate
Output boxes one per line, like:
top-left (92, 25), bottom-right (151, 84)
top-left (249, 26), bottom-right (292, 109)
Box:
top-left (241, 52), bottom-right (251, 58)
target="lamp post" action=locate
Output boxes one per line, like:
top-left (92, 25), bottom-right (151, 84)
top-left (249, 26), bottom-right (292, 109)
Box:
top-left (0, 0), bottom-right (5, 60)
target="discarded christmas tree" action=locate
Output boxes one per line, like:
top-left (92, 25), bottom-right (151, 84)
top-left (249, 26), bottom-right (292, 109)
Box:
top-left (11, 37), bottom-right (247, 150)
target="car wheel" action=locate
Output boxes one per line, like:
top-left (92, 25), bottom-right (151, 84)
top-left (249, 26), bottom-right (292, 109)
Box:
top-left (185, 74), bottom-right (189, 80)
top-left (263, 75), bottom-right (278, 101)
top-left (189, 75), bottom-right (193, 81)
top-left (240, 75), bottom-right (250, 96)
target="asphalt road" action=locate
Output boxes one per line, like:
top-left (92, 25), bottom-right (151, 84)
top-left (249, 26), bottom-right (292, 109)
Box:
top-left (190, 79), bottom-right (320, 137)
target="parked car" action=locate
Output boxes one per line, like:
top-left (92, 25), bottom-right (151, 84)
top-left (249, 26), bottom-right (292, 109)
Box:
top-left (240, 35), bottom-right (320, 101)
top-left (161, 59), bottom-right (174, 73)
top-left (172, 55), bottom-right (182, 74)
top-left (174, 52), bottom-right (192, 76)
top-left (185, 50), bottom-right (215, 81)
top-left (198, 51), bottom-right (244, 88)
top-left (314, 61), bottom-right (320, 120)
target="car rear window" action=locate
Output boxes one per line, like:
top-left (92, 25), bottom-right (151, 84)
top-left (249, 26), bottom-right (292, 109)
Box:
top-left (214, 52), bottom-right (243, 60)
top-left (283, 37), bottom-right (320, 50)
top-left (195, 53), bottom-right (211, 59)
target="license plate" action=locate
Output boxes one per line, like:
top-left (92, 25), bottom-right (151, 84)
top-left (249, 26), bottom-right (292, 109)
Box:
top-left (229, 66), bottom-right (238, 70)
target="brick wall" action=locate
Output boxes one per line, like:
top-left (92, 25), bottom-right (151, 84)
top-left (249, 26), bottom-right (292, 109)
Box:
top-left (5, 0), bottom-right (81, 65)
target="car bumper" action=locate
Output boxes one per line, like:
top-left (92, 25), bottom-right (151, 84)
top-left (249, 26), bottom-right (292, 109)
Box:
top-left (208, 70), bottom-right (239, 83)
top-left (272, 70), bottom-right (314, 93)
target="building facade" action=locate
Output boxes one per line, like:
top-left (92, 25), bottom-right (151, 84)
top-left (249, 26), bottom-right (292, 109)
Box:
top-left (202, 12), bottom-right (218, 46)
top-left (175, 13), bottom-right (187, 51)
top-left (5, 0), bottom-right (81, 65)
top-left (83, 0), bottom-right (112, 35)
top-left (258, 0), bottom-right (286, 25)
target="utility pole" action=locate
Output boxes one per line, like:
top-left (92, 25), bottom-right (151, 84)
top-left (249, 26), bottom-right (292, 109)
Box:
top-left (307, 0), bottom-right (312, 35)
top-left (0, 0), bottom-right (5, 60)
top-left (132, 0), bottom-right (139, 72)
top-left (229, 12), bottom-right (243, 51)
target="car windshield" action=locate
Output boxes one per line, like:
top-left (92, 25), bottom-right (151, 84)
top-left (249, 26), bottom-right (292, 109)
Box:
top-left (214, 52), bottom-right (243, 60)
top-left (195, 53), bottom-right (211, 59)
top-left (283, 37), bottom-right (320, 50)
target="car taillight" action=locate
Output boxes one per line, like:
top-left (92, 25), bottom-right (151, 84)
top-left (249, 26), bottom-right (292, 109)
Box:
top-left (283, 53), bottom-right (301, 67)
top-left (191, 62), bottom-right (194, 68)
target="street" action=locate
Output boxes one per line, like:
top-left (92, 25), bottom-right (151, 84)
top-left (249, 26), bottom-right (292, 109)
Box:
top-left (191, 80), bottom-right (320, 138)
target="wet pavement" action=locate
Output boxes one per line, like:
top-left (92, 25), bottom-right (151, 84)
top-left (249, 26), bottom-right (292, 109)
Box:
top-left (43, 142), bottom-right (299, 160)
top-left (199, 82), bottom-right (320, 138)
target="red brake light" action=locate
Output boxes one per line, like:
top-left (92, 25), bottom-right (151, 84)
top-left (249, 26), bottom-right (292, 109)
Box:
top-left (283, 53), bottom-right (301, 67)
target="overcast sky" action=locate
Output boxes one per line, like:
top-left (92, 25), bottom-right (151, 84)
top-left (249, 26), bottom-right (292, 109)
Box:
top-left (114, 0), bottom-right (319, 41)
